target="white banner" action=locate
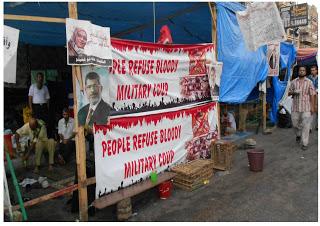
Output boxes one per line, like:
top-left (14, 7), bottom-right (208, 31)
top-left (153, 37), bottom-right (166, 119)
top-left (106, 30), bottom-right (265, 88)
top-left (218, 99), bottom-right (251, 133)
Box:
top-left (236, 2), bottom-right (286, 51)
top-left (77, 39), bottom-right (217, 122)
top-left (93, 102), bottom-right (219, 198)
top-left (4, 25), bottom-right (19, 84)
top-left (108, 39), bottom-right (216, 112)
top-left (66, 18), bottom-right (112, 66)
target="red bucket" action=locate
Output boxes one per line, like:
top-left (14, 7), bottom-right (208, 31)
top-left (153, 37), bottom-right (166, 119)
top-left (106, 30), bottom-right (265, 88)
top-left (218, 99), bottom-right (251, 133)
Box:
top-left (247, 149), bottom-right (264, 172)
top-left (158, 180), bottom-right (173, 199)
top-left (4, 134), bottom-right (14, 158)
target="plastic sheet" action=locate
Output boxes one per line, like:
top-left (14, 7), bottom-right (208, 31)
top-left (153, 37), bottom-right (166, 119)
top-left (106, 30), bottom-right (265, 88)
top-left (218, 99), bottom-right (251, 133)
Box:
top-left (216, 3), bottom-right (268, 103)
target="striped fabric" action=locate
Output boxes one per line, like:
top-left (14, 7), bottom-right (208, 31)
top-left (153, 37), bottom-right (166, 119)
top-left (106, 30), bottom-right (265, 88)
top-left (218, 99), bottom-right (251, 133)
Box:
top-left (289, 77), bottom-right (316, 112)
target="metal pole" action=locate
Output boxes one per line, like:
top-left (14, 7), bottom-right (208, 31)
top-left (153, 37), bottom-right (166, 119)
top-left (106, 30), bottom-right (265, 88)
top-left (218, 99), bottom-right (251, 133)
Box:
top-left (5, 153), bottom-right (28, 221)
top-left (153, 2), bottom-right (156, 43)
top-left (4, 168), bottom-right (13, 221)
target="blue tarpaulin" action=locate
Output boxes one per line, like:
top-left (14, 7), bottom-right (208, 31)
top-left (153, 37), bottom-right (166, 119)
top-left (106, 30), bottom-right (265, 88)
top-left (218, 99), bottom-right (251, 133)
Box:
top-left (216, 3), bottom-right (269, 103)
top-left (4, 2), bottom-right (212, 45)
top-left (268, 42), bottom-right (296, 123)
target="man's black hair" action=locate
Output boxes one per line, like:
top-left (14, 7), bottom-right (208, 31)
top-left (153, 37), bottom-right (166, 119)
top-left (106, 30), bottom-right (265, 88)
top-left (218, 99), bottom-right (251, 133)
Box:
top-left (37, 72), bottom-right (44, 78)
top-left (85, 72), bottom-right (101, 85)
top-left (298, 65), bottom-right (307, 71)
top-left (62, 107), bottom-right (69, 114)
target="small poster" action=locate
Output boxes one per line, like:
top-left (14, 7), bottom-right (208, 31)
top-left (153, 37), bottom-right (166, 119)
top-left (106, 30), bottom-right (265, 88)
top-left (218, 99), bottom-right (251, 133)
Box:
top-left (66, 18), bottom-right (112, 67)
top-left (267, 42), bottom-right (280, 76)
top-left (207, 62), bottom-right (223, 101)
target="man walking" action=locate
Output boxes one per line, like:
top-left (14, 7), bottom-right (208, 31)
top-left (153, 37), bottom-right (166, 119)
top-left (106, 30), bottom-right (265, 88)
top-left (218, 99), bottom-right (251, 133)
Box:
top-left (288, 66), bottom-right (316, 150)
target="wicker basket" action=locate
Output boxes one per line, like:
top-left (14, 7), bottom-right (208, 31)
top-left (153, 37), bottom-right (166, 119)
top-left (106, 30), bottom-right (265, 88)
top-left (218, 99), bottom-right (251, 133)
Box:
top-left (172, 159), bottom-right (214, 191)
top-left (210, 140), bottom-right (236, 171)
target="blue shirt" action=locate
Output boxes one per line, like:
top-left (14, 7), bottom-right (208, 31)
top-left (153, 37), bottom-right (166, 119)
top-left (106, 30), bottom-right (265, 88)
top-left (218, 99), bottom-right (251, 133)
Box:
top-left (307, 75), bottom-right (318, 90)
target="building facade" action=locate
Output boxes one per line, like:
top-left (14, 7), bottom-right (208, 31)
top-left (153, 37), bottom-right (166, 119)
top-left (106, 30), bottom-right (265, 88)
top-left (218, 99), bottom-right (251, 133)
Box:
top-left (278, 2), bottom-right (318, 48)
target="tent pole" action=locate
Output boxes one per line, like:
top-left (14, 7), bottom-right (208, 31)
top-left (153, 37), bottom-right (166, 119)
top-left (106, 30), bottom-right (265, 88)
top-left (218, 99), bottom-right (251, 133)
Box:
top-left (153, 2), bottom-right (156, 43)
top-left (208, 2), bottom-right (221, 138)
top-left (4, 14), bottom-right (66, 23)
top-left (262, 82), bottom-right (267, 132)
top-left (68, 2), bottom-right (89, 222)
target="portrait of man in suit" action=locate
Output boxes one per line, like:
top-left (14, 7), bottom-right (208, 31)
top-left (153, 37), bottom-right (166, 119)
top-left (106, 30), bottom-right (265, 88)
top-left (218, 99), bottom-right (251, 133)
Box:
top-left (78, 72), bottom-right (112, 126)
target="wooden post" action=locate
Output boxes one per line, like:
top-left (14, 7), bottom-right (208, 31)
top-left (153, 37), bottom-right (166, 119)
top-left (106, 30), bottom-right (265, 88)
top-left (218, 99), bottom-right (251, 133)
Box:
top-left (8, 177), bottom-right (96, 212)
top-left (68, 2), bottom-right (88, 221)
top-left (262, 81), bottom-right (267, 132)
top-left (208, 2), bottom-right (221, 138)
top-left (238, 104), bottom-right (248, 132)
top-left (4, 14), bottom-right (66, 23)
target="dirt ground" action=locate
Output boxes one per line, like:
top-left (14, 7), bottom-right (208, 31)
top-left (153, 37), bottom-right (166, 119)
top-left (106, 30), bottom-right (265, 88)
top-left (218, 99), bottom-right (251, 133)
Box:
top-left (5, 126), bottom-right (318, 222)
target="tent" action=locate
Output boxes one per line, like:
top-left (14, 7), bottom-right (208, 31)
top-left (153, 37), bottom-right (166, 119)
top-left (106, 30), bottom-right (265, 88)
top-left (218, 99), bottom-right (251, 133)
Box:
top-left (216, 2), bottom-right (269, 103)
top-left (4, 2), bottom-right (218, 221)
top-left (268, 42), bottom-right (297, 124)
top-left (4, 2), bottom-right (213, 45)
top-left (6, 2), bottom-right (271, 104)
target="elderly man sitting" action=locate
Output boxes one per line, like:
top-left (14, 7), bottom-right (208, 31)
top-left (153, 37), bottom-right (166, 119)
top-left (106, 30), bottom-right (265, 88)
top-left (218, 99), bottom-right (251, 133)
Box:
top-left (15, 117), bottom-right (55, 173)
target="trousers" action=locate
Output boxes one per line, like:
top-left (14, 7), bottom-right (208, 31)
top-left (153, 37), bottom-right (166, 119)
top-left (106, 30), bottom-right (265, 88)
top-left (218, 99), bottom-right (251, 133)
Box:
top-left (291, 112), bottom-right (312, 146)
top-left (57, 140), bottom-right (75, 163)
top-left (310, 113), bottom-right (318, 130)
top-left (35, 139), bottom-right (56, 166)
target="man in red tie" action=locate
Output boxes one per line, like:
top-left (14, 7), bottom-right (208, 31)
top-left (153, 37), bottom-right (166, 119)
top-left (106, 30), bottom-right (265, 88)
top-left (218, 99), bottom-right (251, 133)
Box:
top-left (77, 72), bottom-right (112, 127)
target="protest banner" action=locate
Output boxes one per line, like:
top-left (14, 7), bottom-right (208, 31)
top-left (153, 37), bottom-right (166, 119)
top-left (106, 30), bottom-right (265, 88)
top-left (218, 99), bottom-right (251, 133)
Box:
top-left (78, 39), bottom-right (216, 117)
top-left (93, 102), bottom-right (219, 198)
top-left (236, 2), bottom-right (286, 51)
top-left (267, 42), bottom-right (280, 76)
top-left (66, 18), bottom-right (112, 66)
top-left (4, 25), bottom-right (19, 84)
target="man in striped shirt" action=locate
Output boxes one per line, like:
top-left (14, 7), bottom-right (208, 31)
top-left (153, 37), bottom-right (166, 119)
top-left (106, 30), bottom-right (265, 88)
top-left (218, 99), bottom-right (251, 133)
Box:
top-left (288, 66), bottom-right (316, 150)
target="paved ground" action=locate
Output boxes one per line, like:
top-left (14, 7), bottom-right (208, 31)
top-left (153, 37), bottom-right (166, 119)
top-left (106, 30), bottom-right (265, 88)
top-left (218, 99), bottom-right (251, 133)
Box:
top-left (6, 127), bottom-right (318, 221)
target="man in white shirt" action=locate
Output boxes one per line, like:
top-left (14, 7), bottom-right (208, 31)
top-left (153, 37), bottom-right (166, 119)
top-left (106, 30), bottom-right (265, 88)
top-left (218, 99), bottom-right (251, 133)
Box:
top-left (222, 111), bottom-right (237, 136)
top-left (57, 108), bottom-right (76, 164)
top-left (28, 72), bottom-right (50, 124)
top-left (15, 117), bottom-right (55, 173)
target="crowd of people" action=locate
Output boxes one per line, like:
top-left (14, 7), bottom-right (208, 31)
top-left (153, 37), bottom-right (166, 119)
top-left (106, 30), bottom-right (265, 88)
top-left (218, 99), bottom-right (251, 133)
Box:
top-left (14, 71), bottom-right (110, 215)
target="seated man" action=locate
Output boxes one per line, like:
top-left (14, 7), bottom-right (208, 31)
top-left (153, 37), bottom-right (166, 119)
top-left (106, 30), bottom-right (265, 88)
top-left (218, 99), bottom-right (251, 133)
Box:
top-left (57, 108), bottom-right (76, 164)
top-left (15, 117), bottom-right (55, 173)
top-left (221, 111), bottom-right (237, 136)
